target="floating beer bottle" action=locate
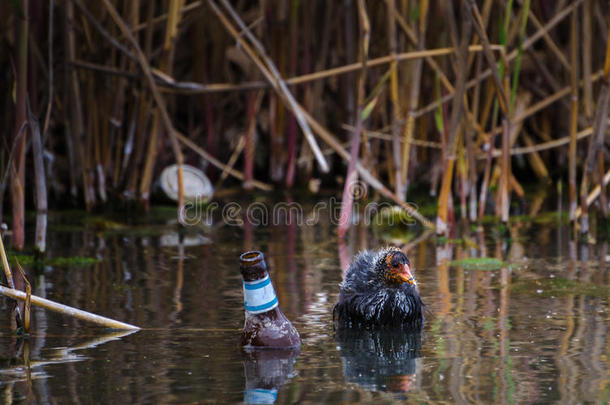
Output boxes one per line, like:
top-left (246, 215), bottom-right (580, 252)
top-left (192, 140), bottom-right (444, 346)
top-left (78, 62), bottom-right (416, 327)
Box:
top-left (239, 250), bottom-right (301, 349)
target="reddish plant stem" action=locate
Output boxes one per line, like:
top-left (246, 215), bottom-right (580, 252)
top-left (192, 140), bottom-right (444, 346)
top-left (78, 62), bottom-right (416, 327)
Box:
top-left (338, 0), bottom-right (369, 238)
top-left (243, 91), bottom-right (258, 189)
top-left (11, 0), bottom-right (29, 250)
top-left (284, 0), bottom-right (299, 188)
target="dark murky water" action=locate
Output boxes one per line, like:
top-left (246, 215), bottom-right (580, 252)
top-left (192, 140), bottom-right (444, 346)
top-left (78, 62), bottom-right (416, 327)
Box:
top-left (0, 198), bottom-right (609, 404)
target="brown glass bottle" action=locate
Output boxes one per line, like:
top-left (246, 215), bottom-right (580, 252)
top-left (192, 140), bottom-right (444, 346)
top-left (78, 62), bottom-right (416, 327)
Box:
top-left (239, 251), bottom-right (301, 349)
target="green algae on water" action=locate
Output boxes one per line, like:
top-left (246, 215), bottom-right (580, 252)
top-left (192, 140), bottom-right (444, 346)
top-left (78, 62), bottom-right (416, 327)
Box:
top-left (10, 254), bottom-right (100, 267)
top-left (449, 257), bottom-right (506, 270)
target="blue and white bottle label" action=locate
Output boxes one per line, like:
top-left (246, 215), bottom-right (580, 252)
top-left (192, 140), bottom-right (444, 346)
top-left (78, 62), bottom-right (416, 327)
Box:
top-left (244, 388), bottom-right (278, 404)
top-left (243, 275), bottom-right (279, 314)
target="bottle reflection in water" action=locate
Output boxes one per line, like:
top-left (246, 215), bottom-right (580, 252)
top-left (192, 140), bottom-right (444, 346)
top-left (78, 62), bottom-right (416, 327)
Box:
top-left (239, 251), bottom-right (301, 349)
top-left (243, 349), bottom-right (299, 404)
top-left (239, 251), bottom-right (300, 404)
top-left (335, 328), bottom-right (421, 393)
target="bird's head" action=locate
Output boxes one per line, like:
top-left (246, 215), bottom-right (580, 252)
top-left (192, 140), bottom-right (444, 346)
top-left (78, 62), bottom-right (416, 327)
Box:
top-left (375, 249), bottom-right (416, 286)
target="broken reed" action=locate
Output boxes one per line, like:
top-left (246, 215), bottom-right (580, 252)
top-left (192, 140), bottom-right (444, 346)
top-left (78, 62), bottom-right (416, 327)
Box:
top-left (0, 0), bottom-right (609, 245)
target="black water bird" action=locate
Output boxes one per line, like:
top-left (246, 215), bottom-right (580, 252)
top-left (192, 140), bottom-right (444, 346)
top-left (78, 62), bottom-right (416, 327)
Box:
top-left (334, 247), bottom-right (424, 329)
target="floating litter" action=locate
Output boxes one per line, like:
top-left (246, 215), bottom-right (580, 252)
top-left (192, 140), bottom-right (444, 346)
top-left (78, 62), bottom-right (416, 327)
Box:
top-left (159, 164), bottom-right (213, 204)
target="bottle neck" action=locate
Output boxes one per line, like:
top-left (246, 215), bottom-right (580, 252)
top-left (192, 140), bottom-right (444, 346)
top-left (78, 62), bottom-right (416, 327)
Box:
top-left (242, 273), bottom-right (279, 315)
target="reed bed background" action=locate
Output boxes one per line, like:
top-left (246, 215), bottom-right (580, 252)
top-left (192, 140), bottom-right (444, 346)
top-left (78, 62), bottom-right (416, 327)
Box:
top-left (0, 0), bottom-right (609, 250)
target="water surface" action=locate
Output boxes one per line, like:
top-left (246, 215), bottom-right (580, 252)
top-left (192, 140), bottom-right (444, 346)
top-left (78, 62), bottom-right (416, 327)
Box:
top-left (0, 200), bottom-right (608, 404)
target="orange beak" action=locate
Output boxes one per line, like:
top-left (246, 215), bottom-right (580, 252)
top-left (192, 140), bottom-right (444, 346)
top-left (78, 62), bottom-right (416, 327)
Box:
top-left (398, 263), bottom-right (416, 284)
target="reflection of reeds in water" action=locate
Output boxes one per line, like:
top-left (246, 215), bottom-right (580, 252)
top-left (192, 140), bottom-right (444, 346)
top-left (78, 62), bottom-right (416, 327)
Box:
top-left (0, 329), bottom-right (137, 394)
top-left (421, 222), bottom-right (610, 404)
top-left (0, 209), bottom-right (606, 402)
top-left (2, 1), bottom-right (610, 248)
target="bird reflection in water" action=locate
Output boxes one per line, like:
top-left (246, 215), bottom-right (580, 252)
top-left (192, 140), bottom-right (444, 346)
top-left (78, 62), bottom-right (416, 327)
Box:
top-left (242, 348), bottom-right (300, 404)
top-left (335, 327), bottom-right (421, 393)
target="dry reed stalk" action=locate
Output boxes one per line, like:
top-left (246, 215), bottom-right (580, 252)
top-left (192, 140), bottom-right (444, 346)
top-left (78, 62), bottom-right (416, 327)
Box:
top-left (88, 74), bottom-right (107, 203)
top-left (203, 94), bottom-right (217, 181)
top-left (291, 45), bottom-right (495, 88)
top-left (526, 48), bottom-right (590, 131)
top-left (0, 123), bottom-right (27, 228)
top-left (175, 132), bottom-right (273, 191)
top-left (394, 7), bottom-right (488, 149)
top-left (215, 135), bottom-right (245, 189)
top-left (191, 14), bottom-right (217, 181)
top-left (152, 45), bottom-right (502, 97)
top-left (107, 1), bottom-right (136, 189)
top-left (568, 7), bottom-right (580, 222)
top-left (211, 0), bottom-right (330, 174)
top-left (524, 7), bottom-right (571, 72)
top-left (67, 1), bottom-right (93, 209)
top-left (464, 116), bottom-right (478, 221)
top-left (574, 169), bottom-right (610, 219)
top-left (478, 97), bottom-right (499, 220)
top-left (338, 0), bottom-right (369, 238)
top-left (132, 1), bottom-right (201, 33)
top-left (436, 1), bottom-right (471, 235)
top-left (11, 0), bottom-right (29, 250)
top-left (482, 70), bottom-right (603, 140)
top-left (390, 4), bottom-right (450, 91)
top-left (268, 94), bottom-right (284, 182)
top-left (100, 0), bottom-right (185, 210)
top-left (579, 29), bottom-right (610, 231)
top-left (582, 0), bottom-right (593, 119)
top-left (35, 0), bottom-right (52, 249)
top-left (468, 13), bottom-right (488, 222)
top-left (139, 0), bottom-right (183, 205)
top-left (527, 48), bottom-right (563, 94)
top-left (416, 0), bottom-right (584, 118)
top-left (139, 112), bottom-right (162, 203)
top-left (297, 140), bottom-right (351, 165)
top-left (124, 95), bottom-right (152, 196)
top-left (477, 80), bottom-right (496, 140)
top-left (387, 0), bottom-right (402, 197)
top-left (284, 0), bottom-right (299, 188)
top-left (510, 0), bottom-right (530, 111)
top-left (400, 0), bottom-right (428, 201)
top-left (243, 91), bottom-right (263, 189)
top-left (76, 44), bottom-right (501, 97)
top-left (597, 151), bottom-right (607, 217)
top-left (69, 59), bottom-right (139, 79)
top-left (27, 102), bottom-right (47, 253)
top-left (0, 285), bottom-right (140, 330)
top-left (522, 133), bottom-right (549, 180)
top-left (344, 117), bottom-right (603, 159)
top-left (341, 124), bottom-right (441, 148)
top-left (268, 3), bottom-right (287, 183)
top-left (41, 0), bottom-right (54, 140)
top-left (493, 123), bottom-right (602, 157)
top-left (457, 140), bottom-right (467, 220)
top-left (297, 106), bottom-right (434, 229)
top-left (504, 94), bottom-right (530, 150)
top-left (297, 2), bottom-right (331, 181)
top-left (0, 232), bottom-right (22, 327)
top-left (14, 260), bottom-right (30, 333)
top-left (122, 3), bottom-right (155, 192)
top-left (500, 119), bottom-right (511, 222)
top-left (73, 0), bottom-right (206, 100)
top-left (467, 0), bottom-right (509, 116)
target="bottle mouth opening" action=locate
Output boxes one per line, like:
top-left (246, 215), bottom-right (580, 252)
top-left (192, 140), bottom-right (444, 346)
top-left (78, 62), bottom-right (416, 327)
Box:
top-left (240, 251), bottom-right (264, 266)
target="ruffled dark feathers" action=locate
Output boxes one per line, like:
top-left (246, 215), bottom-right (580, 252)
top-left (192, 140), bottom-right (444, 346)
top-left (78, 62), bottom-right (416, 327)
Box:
top-left (334, 248), bottom-right (424, 330)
